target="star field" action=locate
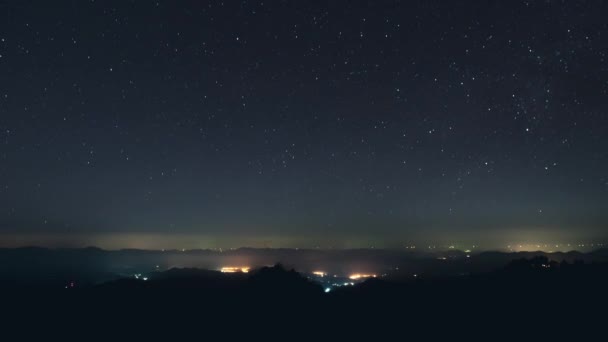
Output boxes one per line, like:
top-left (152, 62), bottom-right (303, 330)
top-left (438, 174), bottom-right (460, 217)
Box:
top-left (0, 1), bottom-right (607, 248)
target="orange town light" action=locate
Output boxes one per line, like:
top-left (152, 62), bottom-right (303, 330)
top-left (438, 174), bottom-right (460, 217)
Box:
top-left (221, 267), bottom-right (250, 273)
top-left (348, 273), bottom-right (376, 280)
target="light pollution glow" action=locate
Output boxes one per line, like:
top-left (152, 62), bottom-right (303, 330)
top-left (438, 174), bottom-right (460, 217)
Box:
top-left (0, 232), bottom-right (604, 252)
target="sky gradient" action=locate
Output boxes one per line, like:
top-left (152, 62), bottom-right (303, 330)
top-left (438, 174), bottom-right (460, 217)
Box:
top-left (1, 1), bottom-right (607, 248)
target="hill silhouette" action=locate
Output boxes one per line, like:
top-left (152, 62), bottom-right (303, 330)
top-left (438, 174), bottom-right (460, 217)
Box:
top-left (3, 248), bottom-right (608, 338)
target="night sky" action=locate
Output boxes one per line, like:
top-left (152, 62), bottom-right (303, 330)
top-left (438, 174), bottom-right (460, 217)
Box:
top-left (1, 1), bottom-right (607, 249)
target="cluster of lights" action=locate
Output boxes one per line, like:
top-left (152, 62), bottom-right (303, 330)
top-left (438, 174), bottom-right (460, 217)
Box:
top-left (134, 274), bottom-right (148, 281)
top-left (507, 243), bottom-right (604, 253)
top-left (221, 267), bottom-right (250, 273)
top-left (507, 243), bottom-right (605, 251)
top-left (312, 271), bottom-right (326, 277)
top-left (407, 244), bottom-right (479, 251)
top-left (324, 281), bottom-right (357, 293)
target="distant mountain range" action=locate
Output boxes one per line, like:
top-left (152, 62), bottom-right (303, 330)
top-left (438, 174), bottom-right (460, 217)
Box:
top-left (1, 246), bottom-right (607, 289)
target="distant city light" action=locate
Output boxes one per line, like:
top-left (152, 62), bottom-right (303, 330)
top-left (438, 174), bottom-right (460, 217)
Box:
top-left (221, 267), bottom-right (250, 273)
top-left (312, 271), bottom-right (326, 277)
top-left (349, 273), bottom-right (376, 280)
top-left (324, 288), bottom-right (331, 293)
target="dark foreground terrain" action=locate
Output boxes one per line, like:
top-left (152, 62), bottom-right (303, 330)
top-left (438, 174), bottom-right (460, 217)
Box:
top-left (3, 253), bottom-right (608, 339)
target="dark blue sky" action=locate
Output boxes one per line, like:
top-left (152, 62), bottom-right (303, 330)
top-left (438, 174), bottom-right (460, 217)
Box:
top-left (0, 1), bottom-right (607, 248)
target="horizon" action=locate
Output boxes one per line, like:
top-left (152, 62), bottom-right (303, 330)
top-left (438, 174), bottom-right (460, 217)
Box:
top-left (1, 232), bottom-right (606, 253)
